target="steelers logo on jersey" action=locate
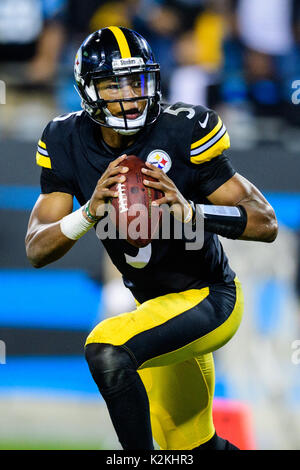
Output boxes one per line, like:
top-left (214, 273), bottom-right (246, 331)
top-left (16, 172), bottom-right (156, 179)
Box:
top-left (146, 150), bottom-right (172, 173)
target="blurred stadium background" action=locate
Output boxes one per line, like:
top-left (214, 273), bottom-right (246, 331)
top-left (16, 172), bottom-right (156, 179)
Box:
top-left (1, 0), bottom-right (300, 450)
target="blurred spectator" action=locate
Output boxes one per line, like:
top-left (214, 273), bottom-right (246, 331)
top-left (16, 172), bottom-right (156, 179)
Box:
top-left (49, 0), bottom-right (137, 111)
top-left (3, 0), bottom-right (300, 148)
top-left (133, 0), bottom-right (206, 99)
top-left (168, 0), bottom-right (225, 107)
top-left (0, 0), bottom-right (66, 83)
top-left (224, 0), bottom-right (300, 148)
top-left (60, 0), bottom-right (135, 47)
top-left (0, 1), bottom-right (139, 137)
top-left (0, 0), bottom-right (67, 140)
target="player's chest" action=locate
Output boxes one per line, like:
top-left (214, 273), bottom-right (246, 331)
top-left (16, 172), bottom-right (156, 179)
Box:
top-left (74, 131), bottom-right (195, 199)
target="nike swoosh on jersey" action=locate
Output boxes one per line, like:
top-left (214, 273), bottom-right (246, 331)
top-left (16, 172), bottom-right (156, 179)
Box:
top-left (199, 113), bottom-right (209, 128)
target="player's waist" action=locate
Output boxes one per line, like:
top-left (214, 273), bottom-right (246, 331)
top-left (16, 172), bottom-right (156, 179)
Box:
top-left (123, 270), bottom-right (236, 304)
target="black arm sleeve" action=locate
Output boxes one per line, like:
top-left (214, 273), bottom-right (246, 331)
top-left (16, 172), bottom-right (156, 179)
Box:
top-left (40, 167), bottom-right (75, 195)
top-left (193, 154), bottom-right (236, 198)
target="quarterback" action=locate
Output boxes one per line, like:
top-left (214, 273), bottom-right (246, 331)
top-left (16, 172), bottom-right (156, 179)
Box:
top-left (25, 27), bottom-right (278, 450)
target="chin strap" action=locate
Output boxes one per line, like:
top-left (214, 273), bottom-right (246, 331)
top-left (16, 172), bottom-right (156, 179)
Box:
top-left (103, 102), bottom-right (148, 134)
top-left (115, 127), bottom-right (141, 136)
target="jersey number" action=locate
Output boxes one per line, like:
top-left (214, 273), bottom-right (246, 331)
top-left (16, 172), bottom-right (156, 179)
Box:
top-left (125, 244), bottom-right (152, 269)
top-left (53, 111), bottom-right (83, 122)
top-left (164, 104), bottom-right (195, 120)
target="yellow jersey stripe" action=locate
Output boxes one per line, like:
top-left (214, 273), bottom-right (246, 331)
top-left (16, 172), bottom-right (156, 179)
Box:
top-left (190, 131), bottom-right (230, 164)
top-left (38, 139), bottom-right (47, 149)
top-left (37, 145), bottom-right (48, 156)
top-left (108, 26), bottom-right (131, 59)
top-left (191, 116), bottom-right (222, 150)
top-left (191, 123), bottom-right (226, 156)
top-left (36, 151), bottom-right (52, 169)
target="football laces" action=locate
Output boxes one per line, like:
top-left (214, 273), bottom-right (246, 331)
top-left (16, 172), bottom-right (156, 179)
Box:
top-left (117, 183), bottom-right (128, 213)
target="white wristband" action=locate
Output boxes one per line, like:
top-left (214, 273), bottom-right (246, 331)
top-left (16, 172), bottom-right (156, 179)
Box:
top-left (60, 206), bottom-right (96, 240)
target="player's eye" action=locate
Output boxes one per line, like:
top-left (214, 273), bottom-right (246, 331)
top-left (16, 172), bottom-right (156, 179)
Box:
top-left (107, 83), bottom-right (120, 90)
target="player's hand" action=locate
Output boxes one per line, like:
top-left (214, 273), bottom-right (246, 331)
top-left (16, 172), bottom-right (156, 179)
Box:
top-left (88, 154), bottom-right (129, 218)
top-left (142, 162), bottom-right (192, 223)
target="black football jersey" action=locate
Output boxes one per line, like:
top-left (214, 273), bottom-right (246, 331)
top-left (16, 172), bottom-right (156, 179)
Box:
top-left (36, 102), bottom-right (236, 303)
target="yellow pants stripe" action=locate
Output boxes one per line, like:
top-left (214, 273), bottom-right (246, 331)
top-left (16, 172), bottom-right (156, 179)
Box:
top-left (85, 279), bottom-right (243, 363)
top-left (140, 278), bottom-right (243, 369)
top-left (85, 287), bottom-right (210, 347)
top-left (108, 26), bottom-right (131, 59)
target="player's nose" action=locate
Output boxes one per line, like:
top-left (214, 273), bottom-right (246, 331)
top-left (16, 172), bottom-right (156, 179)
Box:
top-left (122, 85), bottom-right (137, 99)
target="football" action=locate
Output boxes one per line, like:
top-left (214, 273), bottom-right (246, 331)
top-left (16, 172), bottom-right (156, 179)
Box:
top-left (110, 154), bottom-right (163, 247)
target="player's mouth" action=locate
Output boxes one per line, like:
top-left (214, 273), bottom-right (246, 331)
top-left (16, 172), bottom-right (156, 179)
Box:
top-left (121, 109), bottom-right (142, 120)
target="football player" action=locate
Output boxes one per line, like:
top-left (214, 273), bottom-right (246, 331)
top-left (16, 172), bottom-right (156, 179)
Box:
top-left (25, 27), bottom-right (278, 450)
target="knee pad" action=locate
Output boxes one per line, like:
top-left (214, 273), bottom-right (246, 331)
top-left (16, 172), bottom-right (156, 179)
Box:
top-left (85, 343), bottom-right (137, 398)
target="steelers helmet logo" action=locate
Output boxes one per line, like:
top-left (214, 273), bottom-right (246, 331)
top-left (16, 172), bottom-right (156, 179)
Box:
top-left (146, 150), bottom-right (172, 173)
top-left (74, 49), bottom-right (82, 80)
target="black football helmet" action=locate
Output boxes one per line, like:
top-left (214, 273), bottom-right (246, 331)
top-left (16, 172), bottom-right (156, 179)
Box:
top-left (74, 26), bottom-right (161, 134)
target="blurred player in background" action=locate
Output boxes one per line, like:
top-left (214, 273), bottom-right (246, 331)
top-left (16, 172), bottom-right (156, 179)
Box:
top-left (25, 27), bottom-right (278, 450)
